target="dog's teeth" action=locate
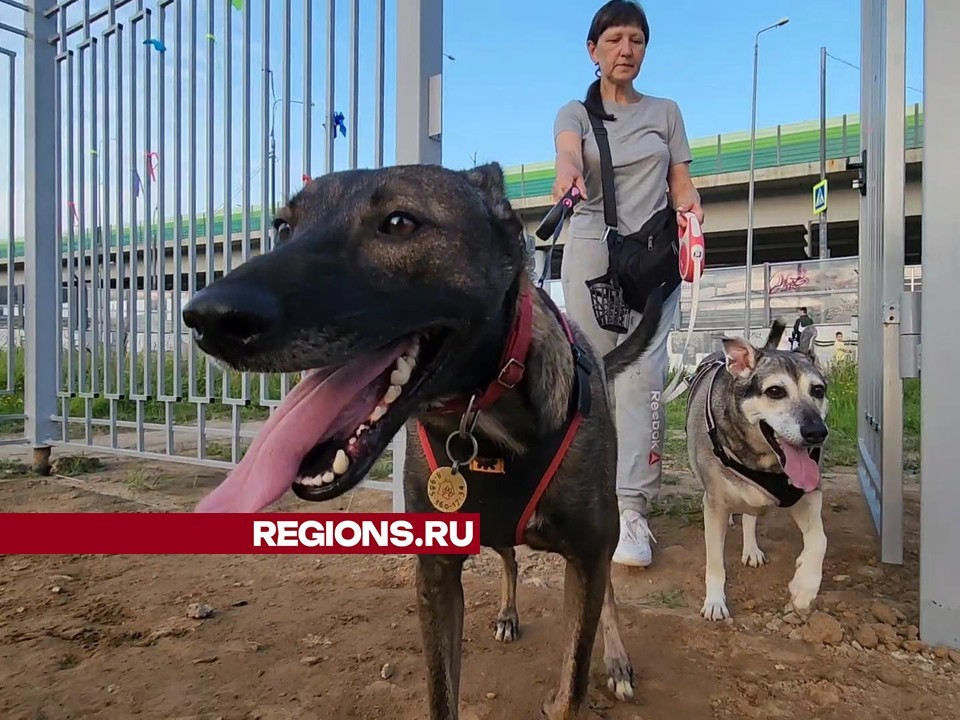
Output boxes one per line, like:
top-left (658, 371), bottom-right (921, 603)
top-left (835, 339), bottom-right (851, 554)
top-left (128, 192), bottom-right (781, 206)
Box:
top-left (321, 471), bottom-right (335, 484)
top-left (384, 384), bottom-right (402, 404)
top-left (333, 449), bottom-right (350, 475)
top-left (357, 424), bottom-right (369, 436)
top-left (348, 437), bottom-right (357, 446)
top-left (391, 357), bottom-right (413, 385)
top-left (369, 405), bottom-right (387, 423)
top-left (299, 475), bottom-right (324, 487)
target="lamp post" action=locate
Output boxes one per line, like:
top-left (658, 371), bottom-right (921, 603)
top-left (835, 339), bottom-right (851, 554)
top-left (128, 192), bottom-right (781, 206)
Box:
top-left (744, 17), bottom-right (790, 338)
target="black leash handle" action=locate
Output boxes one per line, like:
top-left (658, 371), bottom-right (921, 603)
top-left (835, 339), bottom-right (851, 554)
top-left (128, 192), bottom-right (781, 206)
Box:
top-left (534, 186), bottom-right (583, 289)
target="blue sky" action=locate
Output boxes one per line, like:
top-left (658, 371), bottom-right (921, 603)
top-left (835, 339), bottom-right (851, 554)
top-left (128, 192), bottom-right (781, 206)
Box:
top-left (0, 0), bottom-right (926, 239)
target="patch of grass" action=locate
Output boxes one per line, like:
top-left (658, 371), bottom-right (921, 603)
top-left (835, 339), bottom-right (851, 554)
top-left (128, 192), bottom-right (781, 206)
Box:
top-left (124, 467), bottom-right (162, 491)
top-left (52, 454), bottom-right (103, 475)
top-left (649, 492), bottom-right (702, 525)
top-left (0, 458), bottom-right (31, 478)
top-left (646, 589), bottom-right (686, 609)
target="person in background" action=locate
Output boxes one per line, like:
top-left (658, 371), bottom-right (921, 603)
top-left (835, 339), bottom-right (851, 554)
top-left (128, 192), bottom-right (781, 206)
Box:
top-left (551, 0), bottom-right (703, 568)
top-left (790, 306), bottom-right (814, 350)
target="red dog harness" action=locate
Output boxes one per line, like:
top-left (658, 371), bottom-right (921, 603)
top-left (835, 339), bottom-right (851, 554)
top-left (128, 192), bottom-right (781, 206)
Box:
top-left (416, 286), bottom-right (592, 547)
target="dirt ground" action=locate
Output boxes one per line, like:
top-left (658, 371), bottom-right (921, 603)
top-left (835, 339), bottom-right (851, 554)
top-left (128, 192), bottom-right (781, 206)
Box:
top-left (0, 444), bottom-right (956, 720)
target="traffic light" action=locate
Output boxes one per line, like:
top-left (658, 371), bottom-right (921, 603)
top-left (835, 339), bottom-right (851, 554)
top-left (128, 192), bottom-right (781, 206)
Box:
top-left (803, 221), bottom-right (817, 259)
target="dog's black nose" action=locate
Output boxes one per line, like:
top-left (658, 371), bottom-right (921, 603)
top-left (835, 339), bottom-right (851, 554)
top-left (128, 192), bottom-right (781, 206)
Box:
top-left (800, 419), bottom-right (828, 445)
top-left (182, 284), bottom-right (282, 345)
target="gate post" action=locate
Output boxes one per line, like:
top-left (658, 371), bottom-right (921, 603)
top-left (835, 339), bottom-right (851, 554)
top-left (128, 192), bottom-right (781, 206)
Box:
top-left (395, 0), bottom-right (443, 166)
top-left (920, 0), bottom-right (960, 650)
top-left (23, 1), bottom-right (60, 469)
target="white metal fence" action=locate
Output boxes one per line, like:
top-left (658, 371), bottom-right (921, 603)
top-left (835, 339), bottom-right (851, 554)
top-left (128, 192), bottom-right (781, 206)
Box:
top-left (1, 0), bottom-right (443, 511)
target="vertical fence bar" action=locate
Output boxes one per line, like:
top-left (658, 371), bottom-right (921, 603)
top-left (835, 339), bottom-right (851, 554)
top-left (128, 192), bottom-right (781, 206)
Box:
top-left (879, 0), bottom-right (905, 566)
top-left (24, 0), bottom-right (60, 461)
top-left (324, 0), bottom-right (334, 173)
top-left (920, 0), bottom-right (960, 651)
top-left (347, 0), bottom-right (358, 169)
top-left (373, 0), bottom-right (384, 168)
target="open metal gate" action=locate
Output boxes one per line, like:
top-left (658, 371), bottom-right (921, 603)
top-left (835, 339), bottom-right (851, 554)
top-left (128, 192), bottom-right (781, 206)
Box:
top-left (855, 0), bottom-right (910, 566)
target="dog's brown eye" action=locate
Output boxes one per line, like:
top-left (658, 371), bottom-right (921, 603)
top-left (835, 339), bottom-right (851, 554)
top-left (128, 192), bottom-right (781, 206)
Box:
top-left (379, 211), bottom-right (420, 237)
top-left (764, 386), bottom-right (787, 400)
top-left (810, 384), bottom-right (826, 399)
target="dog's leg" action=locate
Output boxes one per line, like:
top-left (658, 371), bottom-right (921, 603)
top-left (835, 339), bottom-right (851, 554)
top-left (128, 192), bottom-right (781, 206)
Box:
top-left (599, 570), bottom-right (635, 701)
top-left (541, 556), bottom-right (608, 720)
top-left (740, 513), bottom-right (767, 567)
top-left (493, 546), bottom-right (519, 643)
top-left (787, 489), bottom-right (827, 617)
top-left (416, 553), bottom-right (467, 720)
top-left (700, 495), bottom-right (731, 621)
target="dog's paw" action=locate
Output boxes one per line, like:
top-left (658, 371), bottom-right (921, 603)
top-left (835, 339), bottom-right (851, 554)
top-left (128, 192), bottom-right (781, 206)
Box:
top-left (605, 659), bottom-right (635, 701)
top-left (788, 580), bottom-right (819, 616)
top-left (741, 547), bottom-right (767, 567)
top-left (700, 597), bottom-right (731, 622)
top-left (494, 612), bottom-right (519, 643)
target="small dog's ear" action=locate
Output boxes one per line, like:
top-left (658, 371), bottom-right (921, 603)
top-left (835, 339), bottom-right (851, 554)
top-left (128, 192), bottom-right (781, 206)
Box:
top-left (721, 337), bottom-right (758, 378)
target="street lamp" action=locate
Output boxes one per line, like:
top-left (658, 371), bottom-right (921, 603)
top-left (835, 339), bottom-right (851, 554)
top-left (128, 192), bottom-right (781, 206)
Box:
top-left (744, 16), bottom-right (790, 338)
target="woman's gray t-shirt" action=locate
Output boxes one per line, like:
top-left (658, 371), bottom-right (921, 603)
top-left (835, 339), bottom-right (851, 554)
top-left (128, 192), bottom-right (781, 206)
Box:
top-left (553, 95), bottom-right (693, 242)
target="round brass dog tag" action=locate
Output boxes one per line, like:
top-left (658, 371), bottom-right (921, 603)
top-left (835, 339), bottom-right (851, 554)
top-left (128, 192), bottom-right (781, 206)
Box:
top-left (427, 466), bottom-right (468, 513)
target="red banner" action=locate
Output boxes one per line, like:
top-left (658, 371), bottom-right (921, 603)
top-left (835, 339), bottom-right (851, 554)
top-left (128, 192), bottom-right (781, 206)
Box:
top-left (0, 513), bottom-right (480, 555)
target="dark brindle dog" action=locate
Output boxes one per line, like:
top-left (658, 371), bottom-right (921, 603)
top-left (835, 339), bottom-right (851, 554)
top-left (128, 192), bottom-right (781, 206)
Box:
top-left (182, 162), bottom-right (664, 719)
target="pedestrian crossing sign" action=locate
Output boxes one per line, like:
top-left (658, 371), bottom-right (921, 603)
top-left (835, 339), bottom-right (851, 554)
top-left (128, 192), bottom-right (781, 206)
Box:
top-left (813, 179), bottom-right (828, 215)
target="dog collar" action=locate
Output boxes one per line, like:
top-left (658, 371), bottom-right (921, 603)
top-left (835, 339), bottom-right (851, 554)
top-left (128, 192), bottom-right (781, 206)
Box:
top-left (416, 287), bottom-right (592, 547)
top-left (692, 360), bottom-right (818, 509)
top-left (433, 285), bottom-right (534, 415)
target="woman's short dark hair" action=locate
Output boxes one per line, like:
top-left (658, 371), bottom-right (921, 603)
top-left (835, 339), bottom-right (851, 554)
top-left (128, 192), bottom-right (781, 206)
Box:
top-left (583, 0), bottom-right (650, 120)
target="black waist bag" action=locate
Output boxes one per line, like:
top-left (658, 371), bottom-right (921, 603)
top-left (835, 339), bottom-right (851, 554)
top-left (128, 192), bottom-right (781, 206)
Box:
top-left (582, 103), bottom-right (681, 333)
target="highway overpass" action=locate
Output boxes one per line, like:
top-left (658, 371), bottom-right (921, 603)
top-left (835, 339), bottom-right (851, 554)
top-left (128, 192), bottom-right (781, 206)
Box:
top-left (0, 104), bottom-right (925, 292)
top-left (509, 104), bottom-right (924, 280)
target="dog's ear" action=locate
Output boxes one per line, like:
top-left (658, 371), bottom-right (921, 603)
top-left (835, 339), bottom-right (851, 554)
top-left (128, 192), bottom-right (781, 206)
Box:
top-left (461, 162), bottom-right (523, 233)
top-left (794, 326), bottom-right (821, 365)
top-left (720, 337), bottom-right (759, 378)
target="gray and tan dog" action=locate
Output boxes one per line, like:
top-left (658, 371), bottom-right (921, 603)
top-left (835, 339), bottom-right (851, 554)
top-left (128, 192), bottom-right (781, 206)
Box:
top-left (182, 162), bottom-right (666, 719)
top-left (684, 321), bottom-right (830, 622)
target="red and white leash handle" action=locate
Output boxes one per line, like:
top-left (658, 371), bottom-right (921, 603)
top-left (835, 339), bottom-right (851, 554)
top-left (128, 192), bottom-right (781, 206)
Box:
top-left (662, 211), bottom-right (706, 404)
top-left (678, 212), bottom-right (705, 283)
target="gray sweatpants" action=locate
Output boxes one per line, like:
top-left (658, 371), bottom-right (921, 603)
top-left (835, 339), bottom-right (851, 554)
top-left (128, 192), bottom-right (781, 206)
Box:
top-left (560, 233), bottom-right (681, 516)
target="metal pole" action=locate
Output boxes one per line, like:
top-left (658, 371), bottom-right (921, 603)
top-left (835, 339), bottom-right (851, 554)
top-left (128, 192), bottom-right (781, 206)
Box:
top-left (744, 39), bottom-right (759, 336)
top-left (744, 18), bottom-right (789, 337)
top-left (819, 45), bottom-right (829, 259)
top-left (23, 0), bottom-right (60, 470)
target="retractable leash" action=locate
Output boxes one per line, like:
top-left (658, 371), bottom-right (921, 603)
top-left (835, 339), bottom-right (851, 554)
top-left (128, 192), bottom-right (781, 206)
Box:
top-left (661, 211), bottom-right (706, 404)
top-left (534, 186), bottom-right (583, 289)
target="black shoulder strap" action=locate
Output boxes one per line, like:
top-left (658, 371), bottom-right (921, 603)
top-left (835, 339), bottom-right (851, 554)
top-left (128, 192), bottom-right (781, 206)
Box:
top-left (579, 102), bottom-right (618, 234)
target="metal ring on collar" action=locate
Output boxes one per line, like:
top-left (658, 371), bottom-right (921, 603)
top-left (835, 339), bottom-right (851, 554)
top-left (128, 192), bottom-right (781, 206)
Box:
top-left (445, 431), bottom-right (478, 468)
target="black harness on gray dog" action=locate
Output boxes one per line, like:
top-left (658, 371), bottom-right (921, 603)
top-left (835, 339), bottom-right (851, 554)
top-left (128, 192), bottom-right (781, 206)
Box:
top-left (686, 359), bottom-right (820, 508)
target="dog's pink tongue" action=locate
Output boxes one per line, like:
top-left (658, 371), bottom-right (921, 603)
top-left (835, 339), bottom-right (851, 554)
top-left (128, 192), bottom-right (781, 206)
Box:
top-left (194, 347), bottom-right (404, 513)
top-left (781, 443), bottom-right (821, 492)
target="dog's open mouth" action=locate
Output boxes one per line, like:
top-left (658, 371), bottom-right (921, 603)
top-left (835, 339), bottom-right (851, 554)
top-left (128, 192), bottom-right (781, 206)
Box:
top-left (760, 422), bottom-right (822, 492)
top-left (194, 331), bottom-right (448, 513)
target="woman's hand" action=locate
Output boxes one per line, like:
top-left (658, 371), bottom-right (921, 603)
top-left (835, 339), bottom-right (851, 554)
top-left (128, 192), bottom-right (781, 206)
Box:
top-left (676, 197), bottom-right (704, 231)
top-left (553, 166), bottom-right (587, 202)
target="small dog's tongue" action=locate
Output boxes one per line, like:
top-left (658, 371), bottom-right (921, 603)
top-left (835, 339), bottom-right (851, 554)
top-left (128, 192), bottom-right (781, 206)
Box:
top-left (781, 442), bottom-right (821, 491)
top-left (194, 345), bottom-right (405, 513)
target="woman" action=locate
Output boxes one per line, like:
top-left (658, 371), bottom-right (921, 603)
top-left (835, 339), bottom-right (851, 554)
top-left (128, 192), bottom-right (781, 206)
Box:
top-left (552, 0), bottom-right (704, 568)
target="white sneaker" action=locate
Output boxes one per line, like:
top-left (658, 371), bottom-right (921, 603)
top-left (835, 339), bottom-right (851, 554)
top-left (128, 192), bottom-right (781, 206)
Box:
top-left (612, 509), bottom-right (656, 567)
